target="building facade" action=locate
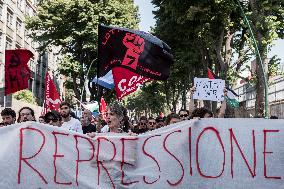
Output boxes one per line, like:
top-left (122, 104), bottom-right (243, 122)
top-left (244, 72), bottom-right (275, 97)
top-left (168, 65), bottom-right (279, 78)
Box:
top-left (0, 0), bottom-right (61, 108)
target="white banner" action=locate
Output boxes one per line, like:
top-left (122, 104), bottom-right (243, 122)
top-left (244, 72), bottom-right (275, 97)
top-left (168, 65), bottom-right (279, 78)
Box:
top-left (193, 78), bottom-right (225, 101)
top-left (0, 119), bottom-right (284, 189)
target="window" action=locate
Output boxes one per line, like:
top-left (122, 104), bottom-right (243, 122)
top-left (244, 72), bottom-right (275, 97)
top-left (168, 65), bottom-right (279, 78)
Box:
top-left (16, 43), bottom-right (21, 49)
top-left (0, 2), bottom-right (3, 20)
top-left (17, 0), bottom-right (23, 11)
top-left (16, 18), bottom-right (22, 35)
top-left (7, 9), bottom-right (13, 28)
top-left (6, 37), bottom-right (13, 49)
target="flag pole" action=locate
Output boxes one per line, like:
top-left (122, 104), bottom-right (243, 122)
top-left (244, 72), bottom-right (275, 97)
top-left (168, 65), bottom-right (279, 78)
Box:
top-left (235, 0), bottom-right (269, 118)
top-left (80, 58), bottom-right (97, 103)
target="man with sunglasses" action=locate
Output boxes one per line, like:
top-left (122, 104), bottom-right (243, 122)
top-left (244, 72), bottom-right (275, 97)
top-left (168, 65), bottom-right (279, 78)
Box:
top-left (44, 110), bottom-right (62, 127)
top-left (178, 109), bottom-right (190, 121)
top-left (147, 117), bottom-right (156, 131)
top-left (138, 116), bottom-right (148, 134)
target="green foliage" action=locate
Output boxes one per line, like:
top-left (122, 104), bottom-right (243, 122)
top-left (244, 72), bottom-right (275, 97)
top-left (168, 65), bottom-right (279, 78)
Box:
top-left (26, 0), bottom-right (139, 102)
top-left (13, 90), bottom-right (38, 105)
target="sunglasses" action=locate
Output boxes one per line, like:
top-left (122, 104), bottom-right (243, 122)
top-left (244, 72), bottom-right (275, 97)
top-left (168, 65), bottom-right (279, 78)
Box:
top-left (139, 122), bottom-right (147, 126)
top-left (180, 114), bottom-right (188, 117)
top-left (149, 122), bottom-right (156, 125)
top-left (47, 117), bottom-right (59, 122)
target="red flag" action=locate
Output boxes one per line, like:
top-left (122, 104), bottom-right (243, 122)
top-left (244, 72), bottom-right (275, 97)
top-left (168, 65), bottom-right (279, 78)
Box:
top-left (5, 49), bottom-right (33, 95)
top-left (43, 72), bottom-right (61, 114)
top-left (100, 96), bottom-right (107, 120)
top-left (112, 67), bottom-right (150, 99)
top-left (207, 68), bottom-right (216, 79)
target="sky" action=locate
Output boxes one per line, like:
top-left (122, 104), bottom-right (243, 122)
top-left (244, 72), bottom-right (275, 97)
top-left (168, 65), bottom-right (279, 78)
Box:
top-left (134, 0), bottom-right (284, 62)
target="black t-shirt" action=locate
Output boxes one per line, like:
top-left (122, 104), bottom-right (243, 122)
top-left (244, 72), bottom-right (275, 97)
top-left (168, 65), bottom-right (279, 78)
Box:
top-left (82, 124), bottom-right (96, 134)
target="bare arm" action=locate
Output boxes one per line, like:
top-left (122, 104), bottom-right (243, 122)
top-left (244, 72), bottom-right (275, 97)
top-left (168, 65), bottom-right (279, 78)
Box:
top-left (218, 88), bottom-right (227, 118)
top-left (188, 86), bottom-right (196, 116)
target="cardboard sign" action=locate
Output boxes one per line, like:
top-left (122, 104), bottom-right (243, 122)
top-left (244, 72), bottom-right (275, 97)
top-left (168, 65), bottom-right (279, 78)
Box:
top-left (0, 119), bottom-right (283, 188)
top-left (193, 78), bottom-right (225, 101)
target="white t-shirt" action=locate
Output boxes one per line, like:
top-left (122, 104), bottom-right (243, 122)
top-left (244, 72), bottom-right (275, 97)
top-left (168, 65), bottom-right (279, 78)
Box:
top-left (61, 117), bottom-right (83, 133)
top-left (101, 125), bottom-right (109, 133)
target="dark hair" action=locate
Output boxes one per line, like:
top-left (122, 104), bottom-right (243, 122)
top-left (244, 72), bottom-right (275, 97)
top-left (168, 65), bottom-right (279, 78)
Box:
top-left (270, 116), bottom-right (278, 119)
top-left (1, 108), bottom-right (16, 118)
top-left (19, 107), bottom-right (35, 116)
top-left (148, 117), bottom-right (155, 120)
top-left (191, 107), bottom-right (213, 118)
top-left (155, 116), bottom-right (164, 123)
top-left (60, 102), bottom-right (71, 108)
top-left (139, 116), bottom-right (148, 122)
top-left (39, 116), bottom-right (45, 119)
top-left (44, 110), bottom-right (62, 123)
top-left (17, 107), bottom-right (35, 123)
top-left (165, 113), bottom-right (180, 125)
top-left (178, 109), bottom-right (189, 115)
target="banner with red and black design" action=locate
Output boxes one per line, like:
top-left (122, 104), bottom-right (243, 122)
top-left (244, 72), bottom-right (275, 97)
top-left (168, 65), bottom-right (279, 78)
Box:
top-left (5, 49), bottom-right (33, 95)
top-left (98, 25), bottom-right (174, 80)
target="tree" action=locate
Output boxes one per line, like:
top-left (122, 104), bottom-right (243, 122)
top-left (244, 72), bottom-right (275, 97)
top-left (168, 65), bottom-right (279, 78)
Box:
top-left (151, 0), bottom-right (284, 116)
top-left (26, 0), bottom-right (139, 102)
top-left (13, 90), bottom-right (38, 105)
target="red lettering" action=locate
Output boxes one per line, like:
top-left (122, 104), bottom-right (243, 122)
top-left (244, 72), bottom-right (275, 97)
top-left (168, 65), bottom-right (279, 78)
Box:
top-left (121, 138), bottom-right (139, 185)
top-left (18, 127), bottom-right (47, 184)
top-left (229, 129), bottom-right (256, 178)
top-left (163, 130), bottom-right (184, 186)
top-left (263, 130), bottom-right (281, 179)
top-left (74, 135), bottom-right (95, 186)
top-left (96, 137), bottom-right (116, 189)
top-left (189, 127), bottom-right (193, 176)
top-left (52, 131), bottom-right (72, 185)
top-left (196, 127), bottom-right (225, 178)
top-left (142, 135), bottom-right (161, 184)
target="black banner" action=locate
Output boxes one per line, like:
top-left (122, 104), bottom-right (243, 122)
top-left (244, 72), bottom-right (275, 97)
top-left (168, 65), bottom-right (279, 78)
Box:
top-left (98, 25), bottom-right (174, 80)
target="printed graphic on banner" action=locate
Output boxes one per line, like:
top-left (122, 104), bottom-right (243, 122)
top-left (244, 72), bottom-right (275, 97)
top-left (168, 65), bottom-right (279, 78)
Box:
top-left (193, 78), bottom-right (225, 101)
top-left (5, 50), bottom-right (33, 95)
top-left (112, 67), bottom-right (150, 99)
top-left (98, 25), bottom-right (174, 80)
top-left (43, 73), bottom-right (61, 114)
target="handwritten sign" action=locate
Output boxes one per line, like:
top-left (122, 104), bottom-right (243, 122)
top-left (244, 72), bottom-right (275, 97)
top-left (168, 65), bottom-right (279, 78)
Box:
top-left (0, 119), bottom-right (283, 188)
top-left (193, 78), bottom-right (225, 101)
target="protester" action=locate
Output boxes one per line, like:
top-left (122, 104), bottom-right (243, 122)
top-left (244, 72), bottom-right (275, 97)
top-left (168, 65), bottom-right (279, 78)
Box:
top-left (1, 108), bottom-right (16, 126)
top-left (270, 115), bottom-right (278, 119)
top-left (165, 113), bottom-right (180, 125)
top-left (178, 109), bottom-right (190, 121)
top-left (138, 116), bottom-right (148, 134)
top-left (147, 117), bottom-right (156, 131)
top-left (191, 107), bottom-right (213, 118)
top-left (44, 110), bottom-right (62, 127)
top-left (17, 107), bottom-right (36, 122)
top-left (88, 102), bottom-right (129, 137)
top-left (188, 86), bottom-right (227, 118)
top-left (38, 116), bottom-right (45, 123)
top-left (60, 102), bottom-right (83, 133)
top-left (81, 109), bottom-right (96, 134)
top-left (155, 116), bottom-right (165, 129)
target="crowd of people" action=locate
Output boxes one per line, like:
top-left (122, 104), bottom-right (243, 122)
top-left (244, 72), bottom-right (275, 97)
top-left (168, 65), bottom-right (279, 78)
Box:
top-left (0, 87), bottom-right (278, 135)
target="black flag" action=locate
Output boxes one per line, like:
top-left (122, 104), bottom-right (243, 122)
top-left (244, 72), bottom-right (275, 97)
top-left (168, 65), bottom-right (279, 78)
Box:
top-left (98, 25), bottom-right (174, 80)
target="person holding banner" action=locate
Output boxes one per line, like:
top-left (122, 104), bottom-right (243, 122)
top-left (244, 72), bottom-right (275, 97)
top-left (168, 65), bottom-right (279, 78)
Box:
top-left (60, 102), bottom-right (83, 133)
top-left (44, 110), bottom-right (62, 127)
top-left (17, 107), bottom-right (36, 122)
top-left (1, 108), bottom-right (16, 126)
